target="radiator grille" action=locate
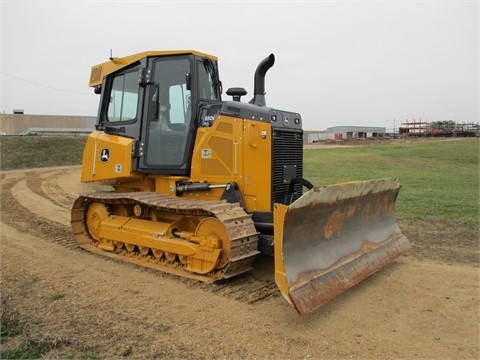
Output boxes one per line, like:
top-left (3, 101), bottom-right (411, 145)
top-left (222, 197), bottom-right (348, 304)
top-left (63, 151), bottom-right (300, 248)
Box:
top-left (272, 130), bottom-right (303, 206)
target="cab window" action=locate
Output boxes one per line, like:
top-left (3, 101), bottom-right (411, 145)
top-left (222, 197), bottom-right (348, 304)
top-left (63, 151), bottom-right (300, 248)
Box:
top-left (169, 84), bottom-right (191, 124)
top-left (107, 71), bottom-right (139, 122)
top-left (197, 60), bottom-right (219, 100)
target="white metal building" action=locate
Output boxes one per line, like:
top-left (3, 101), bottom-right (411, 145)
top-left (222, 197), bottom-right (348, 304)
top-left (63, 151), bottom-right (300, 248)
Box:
top-left (306, 126), bottom-right (386, 143)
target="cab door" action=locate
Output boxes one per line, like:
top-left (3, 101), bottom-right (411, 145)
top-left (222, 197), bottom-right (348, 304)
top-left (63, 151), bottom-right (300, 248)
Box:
top-left (140, 56), bottom-right (194, 175)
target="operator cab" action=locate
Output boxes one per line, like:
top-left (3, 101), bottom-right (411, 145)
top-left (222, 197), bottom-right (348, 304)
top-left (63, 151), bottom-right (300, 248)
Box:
top-left (95, 52), bottom-right (222, 175)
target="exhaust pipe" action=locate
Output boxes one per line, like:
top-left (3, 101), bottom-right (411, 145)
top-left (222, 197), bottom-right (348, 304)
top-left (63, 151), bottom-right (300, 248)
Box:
top-left (249, 54), bottom-right (275, 106)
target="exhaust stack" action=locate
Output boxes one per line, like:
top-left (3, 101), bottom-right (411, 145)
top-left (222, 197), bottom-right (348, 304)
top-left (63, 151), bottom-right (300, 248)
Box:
top-left (249, 54), bottom-right (275, 106)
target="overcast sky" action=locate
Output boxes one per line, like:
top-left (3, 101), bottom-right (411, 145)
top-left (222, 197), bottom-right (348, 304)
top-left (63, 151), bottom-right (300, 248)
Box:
top-left (1, 0), bottom-right (478, 130)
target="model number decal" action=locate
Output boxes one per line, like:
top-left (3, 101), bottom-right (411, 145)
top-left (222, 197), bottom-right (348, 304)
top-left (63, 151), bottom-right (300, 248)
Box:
top-left (201, 149), bottom-right (211, 159)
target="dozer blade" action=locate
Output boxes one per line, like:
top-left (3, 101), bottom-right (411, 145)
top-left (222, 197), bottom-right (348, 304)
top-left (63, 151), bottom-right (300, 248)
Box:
top-left (273, 178), bottom-right (411, 316)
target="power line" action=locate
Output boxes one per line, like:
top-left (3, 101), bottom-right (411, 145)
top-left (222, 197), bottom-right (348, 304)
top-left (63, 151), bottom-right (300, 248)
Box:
top-left (0, 72), bottom-right (92, 96)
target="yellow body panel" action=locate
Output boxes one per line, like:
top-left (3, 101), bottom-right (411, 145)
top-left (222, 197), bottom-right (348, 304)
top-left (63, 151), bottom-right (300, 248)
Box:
top-left (242, 120), bottom-right (272, 212)
top-left (81, 131), bottom-right (134, 182)
top-left (189, 115), bottom-right (272, 212)
top-left (190, 115), bottom-right (244, 197)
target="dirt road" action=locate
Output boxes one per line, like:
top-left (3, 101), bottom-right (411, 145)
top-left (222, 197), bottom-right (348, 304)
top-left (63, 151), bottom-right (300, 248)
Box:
top-left (1, 167), bottom-right (478, 359)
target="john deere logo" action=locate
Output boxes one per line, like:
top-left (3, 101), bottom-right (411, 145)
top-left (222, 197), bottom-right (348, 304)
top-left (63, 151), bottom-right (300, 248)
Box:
top-left (100, 148), bottom-right (110, 163)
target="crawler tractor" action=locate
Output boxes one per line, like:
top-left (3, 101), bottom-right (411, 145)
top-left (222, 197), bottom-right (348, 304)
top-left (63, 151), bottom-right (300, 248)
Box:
top-left (71, 51), bottom-right (410, 315)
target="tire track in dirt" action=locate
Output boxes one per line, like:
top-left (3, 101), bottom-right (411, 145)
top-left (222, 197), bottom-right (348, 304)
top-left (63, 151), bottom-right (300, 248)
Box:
top-left (1, 175), bottom-right (78, 250)
top-left (1, 168), bottom-right (281, 305)
top-left (27, 171), bottom-right (75, 209)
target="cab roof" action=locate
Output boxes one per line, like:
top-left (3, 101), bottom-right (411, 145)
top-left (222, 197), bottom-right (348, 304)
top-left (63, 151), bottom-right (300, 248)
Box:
top-left (89, 50), bottom-right (217, 87)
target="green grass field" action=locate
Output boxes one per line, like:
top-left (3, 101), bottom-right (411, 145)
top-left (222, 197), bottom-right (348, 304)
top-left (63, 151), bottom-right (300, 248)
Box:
top-left (304, 138), bottom-right (479, 264)
top-left (304, 139), bottom-right (479, 227)
top-left (0, 136), bottom-right (87, 171)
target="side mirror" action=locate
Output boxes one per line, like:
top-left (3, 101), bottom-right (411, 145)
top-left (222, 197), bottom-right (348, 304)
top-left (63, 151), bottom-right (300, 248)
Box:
top-left (186, 74), bottom-right (192, 91)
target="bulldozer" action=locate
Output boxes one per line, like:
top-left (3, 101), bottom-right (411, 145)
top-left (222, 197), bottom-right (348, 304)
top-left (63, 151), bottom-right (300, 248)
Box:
top-left (71, 50), bottom-right (411, 316)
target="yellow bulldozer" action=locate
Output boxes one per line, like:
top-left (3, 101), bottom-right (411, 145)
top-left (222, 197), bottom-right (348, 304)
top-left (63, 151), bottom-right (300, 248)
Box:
top-left (71, 50), bottom-right (411, 315)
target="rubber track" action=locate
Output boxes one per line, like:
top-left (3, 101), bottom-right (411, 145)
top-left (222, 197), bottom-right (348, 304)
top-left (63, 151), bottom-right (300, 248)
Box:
top-left (71, 192), bottom-right (260, 283)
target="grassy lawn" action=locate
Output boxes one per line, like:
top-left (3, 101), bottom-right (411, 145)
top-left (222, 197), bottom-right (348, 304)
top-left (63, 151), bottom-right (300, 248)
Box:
top-left (304, 139), bottom-right (479, 225)
top-left (304, 138), bottom-right (479, 264)
top-left (0, 136), bottom-right (86, 171)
